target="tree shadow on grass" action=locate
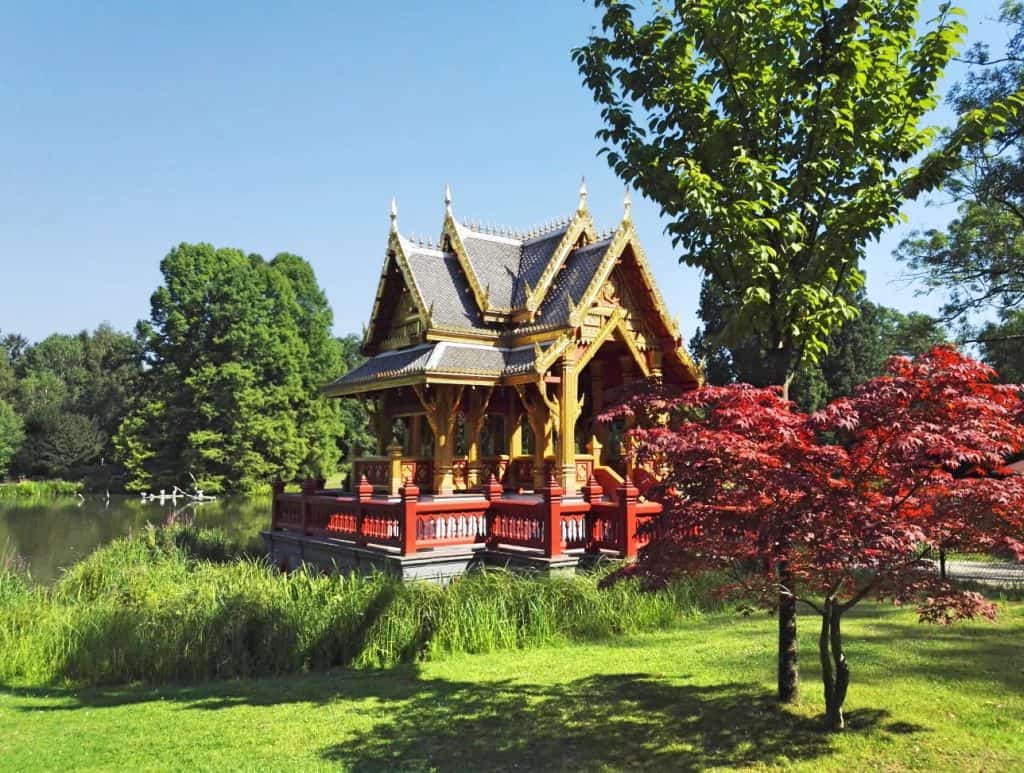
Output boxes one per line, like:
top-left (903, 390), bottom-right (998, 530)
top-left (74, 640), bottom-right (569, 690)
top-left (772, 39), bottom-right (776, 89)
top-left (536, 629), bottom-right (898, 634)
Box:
top-left (320, 673), bottom-right (882, 772)
top-left (2, 667), bottom-right (922, 770)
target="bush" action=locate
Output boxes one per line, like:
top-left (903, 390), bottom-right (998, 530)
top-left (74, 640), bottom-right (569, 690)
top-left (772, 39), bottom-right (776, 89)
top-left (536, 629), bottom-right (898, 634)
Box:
top-left (0, 527), bottom-right (725, 688)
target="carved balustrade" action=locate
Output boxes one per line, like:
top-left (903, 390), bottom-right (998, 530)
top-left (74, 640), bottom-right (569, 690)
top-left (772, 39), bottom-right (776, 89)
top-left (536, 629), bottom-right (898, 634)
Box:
top-left (270, 473), bottom-right (659, 560)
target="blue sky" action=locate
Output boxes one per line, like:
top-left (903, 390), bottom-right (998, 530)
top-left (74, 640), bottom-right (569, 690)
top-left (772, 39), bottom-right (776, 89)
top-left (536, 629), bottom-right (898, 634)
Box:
top-left (0, 1), bottom-right (1010, 345)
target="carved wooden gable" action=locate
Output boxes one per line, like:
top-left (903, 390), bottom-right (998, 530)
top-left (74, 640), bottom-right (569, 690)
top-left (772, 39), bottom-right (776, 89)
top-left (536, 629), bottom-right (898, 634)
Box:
top-left (365, 255), bottom-right (426, 354)
top-left (579, 263), bottom-right (657, 353)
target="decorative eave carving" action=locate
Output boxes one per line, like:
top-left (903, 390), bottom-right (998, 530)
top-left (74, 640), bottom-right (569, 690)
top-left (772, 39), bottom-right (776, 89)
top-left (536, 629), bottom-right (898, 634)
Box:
top-left (532, 334), bottom-right (573, 376)
top-left (362, 220), bottom-right (432, 355)
top-left (442, 213), bottom-right (493, 317)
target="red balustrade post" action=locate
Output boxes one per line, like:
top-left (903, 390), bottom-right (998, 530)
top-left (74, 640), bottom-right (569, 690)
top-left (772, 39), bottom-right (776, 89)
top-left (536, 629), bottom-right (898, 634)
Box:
top-left (582, 474), bottom-right (603, 553)
top-left (483, 474), bottom-right (503, 549)
top-left (271, 478), bottom-right (285, 528)
top-left (542, 473), bottom-right (563, 558)
top-left (399, 479), bottom-right (420, 556)
top-left (356, 474), bottom-right (373, 545)
top-left (300, 478), bottom-right (317, 535)
top-left (618, 476), bottom-right (640, 558)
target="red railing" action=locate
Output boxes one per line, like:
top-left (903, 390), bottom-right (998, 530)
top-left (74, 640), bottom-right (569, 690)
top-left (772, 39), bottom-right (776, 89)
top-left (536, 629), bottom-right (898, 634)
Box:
top-left (270, 475), bottom-right (659, 559)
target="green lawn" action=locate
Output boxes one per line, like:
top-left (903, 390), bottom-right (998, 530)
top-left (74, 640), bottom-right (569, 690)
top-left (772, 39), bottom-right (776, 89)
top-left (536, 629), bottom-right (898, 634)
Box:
top-left (2, 603), bottom-right (1021, 772)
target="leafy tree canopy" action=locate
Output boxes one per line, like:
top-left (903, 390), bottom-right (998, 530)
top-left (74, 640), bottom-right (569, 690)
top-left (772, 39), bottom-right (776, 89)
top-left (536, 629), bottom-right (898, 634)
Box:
top-left (897, 1), bottom-right (1024, 321)
top-left (0, 399), bottom-right (24, 476)
top-left (575, 0), bottom-right (971, 392)
top-left (115, 243), bottom-right (347, 493)
top-left (5, 325), bottom-right (141, 484)
top-left (692, 281), bottom-right (946, 410)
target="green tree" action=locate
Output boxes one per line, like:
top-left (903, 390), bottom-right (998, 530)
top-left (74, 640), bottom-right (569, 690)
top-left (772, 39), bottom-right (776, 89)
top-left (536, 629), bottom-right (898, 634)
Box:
top-left (693, 281), bottom-right (946, 410)
top-left (0, 399), bottom-right (24, 476)
top-left (574, 0), bottom-right (975, 704)
top-left (9, 326), bottom-right (141, 484)
top-left (115, 243), bottom-right (343, 493)
top-left (975, 308), bottom-right (1024, 383)
top-left (897, 2), bottom-right (1024, 321)
top-left (575, 0), bottom-right (968, 398)
top-left (335, 334), bottom-right (374, 468)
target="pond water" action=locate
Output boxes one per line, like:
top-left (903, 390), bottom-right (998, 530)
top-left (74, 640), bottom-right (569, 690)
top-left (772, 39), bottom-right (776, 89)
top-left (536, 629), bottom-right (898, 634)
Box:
top-left (0, 495), bottom-right (270, 583)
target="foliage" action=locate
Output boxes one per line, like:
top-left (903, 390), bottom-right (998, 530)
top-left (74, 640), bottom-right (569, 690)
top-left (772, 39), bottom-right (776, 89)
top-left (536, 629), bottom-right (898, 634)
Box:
top-left (575, 0), bottom-right (968, 391)
top-left (4, 325), bottom-right (141, 486)
top-left (977, 308), bottom-right (1024, 383)
top-left (0, 525), bottom-right (717, 687)
top-left (0, 480), bottom-right (85, 499)
top-left (0, 400), bottom-right (24, 476)
top-left (898, 1), bottom-right (1024, 322)
top-left (335, 334), bottom-right (374, 466)
top-left (606, 347), bottom-right (1024, 730)
top-left (114, 244), bottom-right (347, 493)
top-left (692, 282), bottom-right (946, 410)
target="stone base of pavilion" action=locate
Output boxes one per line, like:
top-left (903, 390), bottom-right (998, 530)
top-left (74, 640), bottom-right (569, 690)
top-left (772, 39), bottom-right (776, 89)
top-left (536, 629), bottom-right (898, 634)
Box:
top-left (264, 474), bottom-right (660, 584)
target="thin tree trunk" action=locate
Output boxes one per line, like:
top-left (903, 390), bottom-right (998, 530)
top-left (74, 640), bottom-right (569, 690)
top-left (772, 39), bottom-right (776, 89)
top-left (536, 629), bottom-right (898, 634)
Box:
top-left (778, 558), bottom-right (799, 703)
top-left (819, 598), bottom-right (850, 731)
top-left (939, 546), bottom-right (947, 581)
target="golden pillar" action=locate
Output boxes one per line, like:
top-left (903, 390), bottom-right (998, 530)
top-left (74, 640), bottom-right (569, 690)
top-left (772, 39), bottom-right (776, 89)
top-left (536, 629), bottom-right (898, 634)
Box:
top-left (557, 353), bottom-right (578, 497)
top-left (414, 384), bottom-right (463, 496)
top-left (464, 387), bottom-right (492, 489)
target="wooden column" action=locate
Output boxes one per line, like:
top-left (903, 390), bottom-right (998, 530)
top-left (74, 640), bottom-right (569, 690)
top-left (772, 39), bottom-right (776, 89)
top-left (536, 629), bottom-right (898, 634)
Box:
top-left (557, 353), bottom-right (579, 497)
top-left (589, 360), bottom-right (606, 460)
top-left (388, 442), bottom-right (403, 497)
top-left (515, 384), bottom-right (554, 492)
top-left (508, 401), bottom-right (523, 460)
top-left (464, 387), bottom-right (493, 490)
top-left (414, 384), bottom-right (463, 496)
top-left (647, 348), bottom-right (663, 379)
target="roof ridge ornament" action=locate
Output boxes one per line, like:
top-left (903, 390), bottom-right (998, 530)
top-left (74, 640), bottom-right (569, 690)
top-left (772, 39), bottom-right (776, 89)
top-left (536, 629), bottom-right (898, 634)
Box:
top-left (444, 183), bottom-right (453, 218)
top-left (390, 196), bottom-right (398, 234)
top-left (623, 187), bottom-right (632, 223)
top-left (578, 177), bottom-right (587, 213)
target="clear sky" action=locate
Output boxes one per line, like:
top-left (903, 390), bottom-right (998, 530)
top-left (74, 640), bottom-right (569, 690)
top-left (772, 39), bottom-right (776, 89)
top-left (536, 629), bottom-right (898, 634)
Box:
top-left (0, 1), bottom-right (1010, 345)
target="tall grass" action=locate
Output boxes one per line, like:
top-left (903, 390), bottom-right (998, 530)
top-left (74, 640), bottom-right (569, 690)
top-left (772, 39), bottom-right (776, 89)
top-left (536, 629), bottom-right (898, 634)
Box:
top-left (0, 480), bottom-right (84, 498)
top-left (0, 525), bottom-right (724, 688)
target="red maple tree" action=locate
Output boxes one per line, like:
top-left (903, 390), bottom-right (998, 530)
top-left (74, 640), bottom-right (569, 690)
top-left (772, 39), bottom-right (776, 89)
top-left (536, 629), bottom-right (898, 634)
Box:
top-left (607, 347), bottom-right (1024, 731)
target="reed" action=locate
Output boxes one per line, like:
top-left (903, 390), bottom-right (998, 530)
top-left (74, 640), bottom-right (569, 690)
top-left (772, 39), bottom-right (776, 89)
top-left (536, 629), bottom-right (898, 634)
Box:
top-left (0, 480), bottom-right (85, 498)
top-left (0, 525), bottom-right (724, 688)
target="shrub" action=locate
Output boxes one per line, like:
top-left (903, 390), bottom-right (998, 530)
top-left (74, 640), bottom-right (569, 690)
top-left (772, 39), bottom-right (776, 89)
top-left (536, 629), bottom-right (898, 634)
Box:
top-left (0, 527), bottom-right (724, 687)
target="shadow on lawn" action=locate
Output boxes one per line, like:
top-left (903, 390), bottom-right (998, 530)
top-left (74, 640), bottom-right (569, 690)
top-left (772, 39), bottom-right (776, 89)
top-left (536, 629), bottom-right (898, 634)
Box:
top-left (320, 673), bottom-right (888, 772)
top-left (2, 668), bottom-right (916, 771)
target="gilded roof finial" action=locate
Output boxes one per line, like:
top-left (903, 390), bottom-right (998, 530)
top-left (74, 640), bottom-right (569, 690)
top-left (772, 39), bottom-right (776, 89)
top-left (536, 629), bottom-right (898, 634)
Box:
top-left (444, 183), bottom-right (453, 218)
top-left (578, 176), bottom-right (587, 213)
top-left (390, 196), bottom-right (398, 233)
top-left (623, 187), bottom-right (632, 223)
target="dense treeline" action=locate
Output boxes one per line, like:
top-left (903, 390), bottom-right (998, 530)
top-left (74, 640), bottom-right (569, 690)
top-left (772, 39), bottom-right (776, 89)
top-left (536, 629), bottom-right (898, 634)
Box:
top-left (0, 245), bottom-right (371, 493)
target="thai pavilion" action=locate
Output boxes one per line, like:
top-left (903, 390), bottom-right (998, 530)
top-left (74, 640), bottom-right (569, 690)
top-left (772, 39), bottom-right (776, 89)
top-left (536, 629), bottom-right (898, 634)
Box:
top-left (265, 182), bottom-right (701, 580)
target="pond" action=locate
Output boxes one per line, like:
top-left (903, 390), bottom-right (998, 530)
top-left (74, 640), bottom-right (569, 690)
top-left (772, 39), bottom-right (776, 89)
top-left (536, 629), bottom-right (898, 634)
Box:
top-left (0, 495), bottom-right (270, 583)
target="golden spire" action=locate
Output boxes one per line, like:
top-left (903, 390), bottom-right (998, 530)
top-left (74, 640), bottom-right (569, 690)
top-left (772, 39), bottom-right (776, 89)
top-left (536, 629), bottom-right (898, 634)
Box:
top-left (444, 183), bottom-right (453, 218)
top-left (577, 176), bottom-right (587, 213)
top-left (390, 197), bottom-right (398, 233)
top-left (623, 187), bottom-right (632, 223)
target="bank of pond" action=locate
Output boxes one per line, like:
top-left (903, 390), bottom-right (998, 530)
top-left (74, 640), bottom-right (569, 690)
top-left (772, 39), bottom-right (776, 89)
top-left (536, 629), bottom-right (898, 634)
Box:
top-left (0, 523), bottom-right (722, 688)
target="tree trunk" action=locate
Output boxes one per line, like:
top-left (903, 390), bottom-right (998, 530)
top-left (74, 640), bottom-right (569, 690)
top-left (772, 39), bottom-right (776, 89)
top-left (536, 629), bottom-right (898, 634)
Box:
top-left (819, 598), bottom-right (850, 731)
top-left (778, 559), bottom-right (799, 703)
top-left (939, 546), bottom-right (947, 581)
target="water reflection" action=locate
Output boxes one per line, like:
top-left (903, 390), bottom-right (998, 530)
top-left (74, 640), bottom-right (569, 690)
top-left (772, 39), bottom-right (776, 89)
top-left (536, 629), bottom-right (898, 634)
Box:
top-left (0, 496), bottom-right (269, 583)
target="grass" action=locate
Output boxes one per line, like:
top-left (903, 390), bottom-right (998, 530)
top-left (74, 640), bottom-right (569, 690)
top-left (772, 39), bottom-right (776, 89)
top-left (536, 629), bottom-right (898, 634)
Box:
top-left (0, 602), bottom-right (1021, 771)
top-left (0, 480), bottom-right (84, 498)
top-left (0, 525), bottom-right (717, 687)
